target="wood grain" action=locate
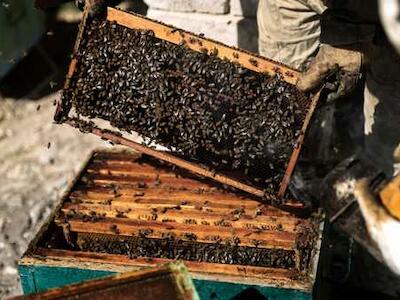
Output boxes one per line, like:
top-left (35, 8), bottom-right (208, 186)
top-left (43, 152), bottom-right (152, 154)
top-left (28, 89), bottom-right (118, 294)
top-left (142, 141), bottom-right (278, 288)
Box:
top-left (107, 7), bottom-right (299, 84)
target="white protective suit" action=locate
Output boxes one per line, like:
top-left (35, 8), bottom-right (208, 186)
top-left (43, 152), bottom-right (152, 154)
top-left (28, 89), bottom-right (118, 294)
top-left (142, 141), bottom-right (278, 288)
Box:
top-left (257, 0), bottom-right (400, 176)
top-left (257, 0), bottom-right (400, 292)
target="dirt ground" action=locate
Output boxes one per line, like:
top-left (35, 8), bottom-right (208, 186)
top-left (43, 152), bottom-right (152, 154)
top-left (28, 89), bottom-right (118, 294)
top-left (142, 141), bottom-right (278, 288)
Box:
top-left (0, 92), bottom-right (109, 298)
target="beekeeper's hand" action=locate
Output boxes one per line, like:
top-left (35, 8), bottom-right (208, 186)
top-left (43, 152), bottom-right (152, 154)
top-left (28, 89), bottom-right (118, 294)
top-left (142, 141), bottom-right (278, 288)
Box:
top-left (297, 44), bottom-right (364, 102)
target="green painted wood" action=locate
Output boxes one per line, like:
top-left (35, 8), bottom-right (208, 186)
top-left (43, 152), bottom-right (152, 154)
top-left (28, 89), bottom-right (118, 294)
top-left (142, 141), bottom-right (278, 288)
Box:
top-left (18, 264), bottom-right (311, 300)
top-left (194, 279), bottom-right (310, 300)
top-left (18, 266), bottom-right (37, 294)
top-left (18, 265), bottom-right (113, 295)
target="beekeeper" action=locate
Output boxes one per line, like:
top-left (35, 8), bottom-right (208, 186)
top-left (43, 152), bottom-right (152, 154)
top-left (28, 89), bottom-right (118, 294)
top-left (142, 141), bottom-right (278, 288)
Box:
top-left (258, 0), bottom-right (399, 176)
top-left (258, 0), bottom-right (400, 277)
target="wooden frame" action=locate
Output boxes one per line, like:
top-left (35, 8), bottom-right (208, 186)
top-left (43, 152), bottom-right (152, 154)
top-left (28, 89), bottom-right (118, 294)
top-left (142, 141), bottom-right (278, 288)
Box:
top-left (54, 7), bottom-right (321, 215)
top-left (106, 8), bottom-right (299, 84)
top-left (54, 151), bottom-right (304, 250)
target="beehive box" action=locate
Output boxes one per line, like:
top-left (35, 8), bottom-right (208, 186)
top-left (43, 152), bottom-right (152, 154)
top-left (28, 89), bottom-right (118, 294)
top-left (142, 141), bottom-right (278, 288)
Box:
top-left (54, 7), bottom-right (321, 212)
top-left (19, 149), bottom-right (324, 300)
top-left (12, 262), bottom-right (198, 300)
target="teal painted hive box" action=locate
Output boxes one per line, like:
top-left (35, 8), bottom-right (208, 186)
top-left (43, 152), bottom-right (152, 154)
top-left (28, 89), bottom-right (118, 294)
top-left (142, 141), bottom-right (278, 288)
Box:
top-left (19, 149), bottom-right (324, 300)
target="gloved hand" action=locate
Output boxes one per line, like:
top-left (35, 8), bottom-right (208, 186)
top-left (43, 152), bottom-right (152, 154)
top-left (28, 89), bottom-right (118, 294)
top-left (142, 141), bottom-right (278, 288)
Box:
top-left (297, 44), bottom-right (363, 101)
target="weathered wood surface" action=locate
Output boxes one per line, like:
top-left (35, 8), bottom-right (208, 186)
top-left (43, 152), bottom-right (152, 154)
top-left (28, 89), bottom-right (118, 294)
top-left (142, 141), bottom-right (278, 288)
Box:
top-left (17, 150), bottom-right (323, 297)
top-left (107, 7), bottom-right (299, 84)
top-left (54, 151), bottom-right (307, 250)
top-left (17, 263), bottom-right (312, 300)
top-left (21, 248), bottom-right (310, 291)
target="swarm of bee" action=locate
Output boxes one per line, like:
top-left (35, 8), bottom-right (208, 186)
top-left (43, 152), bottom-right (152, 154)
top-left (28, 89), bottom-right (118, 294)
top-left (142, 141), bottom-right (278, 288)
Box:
top-left (62, 19), bottom-right (307, 194)
top-left (77, 234), bottom-right (296, 268)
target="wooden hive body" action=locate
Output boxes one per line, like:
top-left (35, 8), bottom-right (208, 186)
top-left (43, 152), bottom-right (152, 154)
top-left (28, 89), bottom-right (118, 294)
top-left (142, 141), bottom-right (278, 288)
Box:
top-left (19, 149), bottom-right (324, 300)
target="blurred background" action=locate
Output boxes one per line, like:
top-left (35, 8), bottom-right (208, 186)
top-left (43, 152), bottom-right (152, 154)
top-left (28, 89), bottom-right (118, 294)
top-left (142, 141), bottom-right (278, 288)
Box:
top-left (0, 0), bottom-right (259, 297)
